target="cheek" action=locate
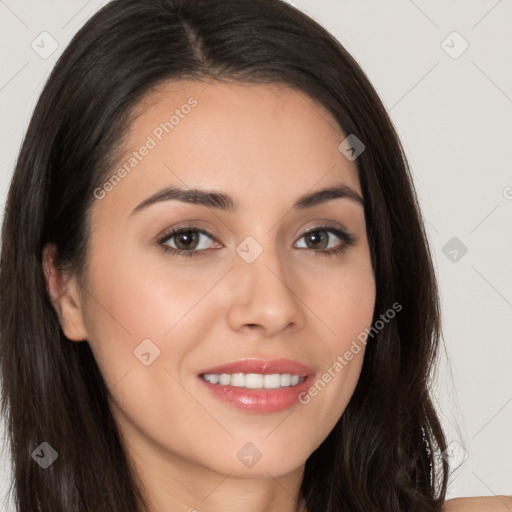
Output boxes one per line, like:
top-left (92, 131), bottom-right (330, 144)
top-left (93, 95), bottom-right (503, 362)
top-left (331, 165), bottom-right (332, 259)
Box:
top-left (314, 244), bottom-right (376, 350)
top-left (80, 240), bottom-right (228, 384)
top-left (298, 252), bottom-right (375, 418)
top-left (323, 264), bottom-right (376, 341)
top-left (80, 240), bottom-right (163, 383)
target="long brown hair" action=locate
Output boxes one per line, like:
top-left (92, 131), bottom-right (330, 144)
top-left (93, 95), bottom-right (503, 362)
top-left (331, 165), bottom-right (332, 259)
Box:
top-left (0, 0), bottom-right (448, 510)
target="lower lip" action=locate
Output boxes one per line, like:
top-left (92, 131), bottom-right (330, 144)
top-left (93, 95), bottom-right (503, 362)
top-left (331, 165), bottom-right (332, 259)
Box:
top-left (198, 374), bottom-right (316, 413)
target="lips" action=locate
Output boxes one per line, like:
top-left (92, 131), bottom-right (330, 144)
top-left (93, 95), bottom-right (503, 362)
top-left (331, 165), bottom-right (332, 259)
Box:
top-left (198, 358), bottom-right (315, 377)
top-left (197, 358), bottom-right (317, 413)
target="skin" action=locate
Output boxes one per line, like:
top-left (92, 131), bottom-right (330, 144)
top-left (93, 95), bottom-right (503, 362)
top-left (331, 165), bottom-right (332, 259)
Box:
top-left (42, 79), bottom-right (508, 512)
top-left (443, 496), bottom-right (512, 511)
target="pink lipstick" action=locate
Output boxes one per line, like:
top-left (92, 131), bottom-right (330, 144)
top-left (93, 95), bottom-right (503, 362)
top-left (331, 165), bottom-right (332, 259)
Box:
top-left (197, 358), bottom-right (316, 413)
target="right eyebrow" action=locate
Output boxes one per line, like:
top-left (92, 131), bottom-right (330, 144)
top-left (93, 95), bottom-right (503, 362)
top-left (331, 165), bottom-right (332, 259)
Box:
top-left (130, 182), bottom-right (364, 217)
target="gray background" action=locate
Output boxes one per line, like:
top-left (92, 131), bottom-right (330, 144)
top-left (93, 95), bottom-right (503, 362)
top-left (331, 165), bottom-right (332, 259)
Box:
top-left (1, 0), bottom-right (511, 509)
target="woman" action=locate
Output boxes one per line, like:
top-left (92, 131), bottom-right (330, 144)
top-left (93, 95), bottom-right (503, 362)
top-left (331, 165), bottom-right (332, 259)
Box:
top-left (0, 0), bottom-right (509, 511)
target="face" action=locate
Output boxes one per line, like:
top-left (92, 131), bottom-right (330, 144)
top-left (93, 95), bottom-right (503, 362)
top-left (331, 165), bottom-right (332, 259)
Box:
top-left (47, 80), bottom-right (376, 481)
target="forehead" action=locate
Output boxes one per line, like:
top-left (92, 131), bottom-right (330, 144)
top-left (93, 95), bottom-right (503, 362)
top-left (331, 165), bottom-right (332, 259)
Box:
top-left (95, 79), bottom-right (362, 217)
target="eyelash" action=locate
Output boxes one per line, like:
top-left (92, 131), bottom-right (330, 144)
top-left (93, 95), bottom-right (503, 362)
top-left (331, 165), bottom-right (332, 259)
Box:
top-left (157, 224), bottom-right (356, 259)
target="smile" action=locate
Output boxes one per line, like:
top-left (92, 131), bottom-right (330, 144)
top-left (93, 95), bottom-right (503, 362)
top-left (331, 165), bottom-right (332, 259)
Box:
top-left (201, 372), bottom-right (305, 389)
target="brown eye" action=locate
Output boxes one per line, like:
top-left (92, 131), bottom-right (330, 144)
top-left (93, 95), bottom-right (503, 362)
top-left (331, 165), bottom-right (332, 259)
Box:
top-left (172, 230), bottom-right (200, 250)
top-left (294, 226), bottom-right (356, 256)
top-left (159, 228), bottom-right (218, 255)
top-left (303, 230), bottom-right (330, 250)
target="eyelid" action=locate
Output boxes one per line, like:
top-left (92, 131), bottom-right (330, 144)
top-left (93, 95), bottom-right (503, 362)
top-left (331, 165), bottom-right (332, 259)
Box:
top-left (156, 220), bottom-right (220, 242)
top-left (298, 221), bottom-right (349, 237)
top-left (294, 223), bottom-right (356, 249)
top-left (157, 225), bottom-right (221, 247)
top-left (156, 221), bottom-right (356, 259)
top-left (157, 220), bottom-right (350, 245)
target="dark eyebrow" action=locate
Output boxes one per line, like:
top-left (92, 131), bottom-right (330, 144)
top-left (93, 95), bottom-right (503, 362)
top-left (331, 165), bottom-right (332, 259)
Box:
top-left (131, 183), bottom-right (364, 216)
top-left (293, 184), bottom-right (364, 210)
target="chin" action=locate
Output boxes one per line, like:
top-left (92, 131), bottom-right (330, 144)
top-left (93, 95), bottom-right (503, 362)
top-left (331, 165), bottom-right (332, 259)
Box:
top-left (197, 447), bottom-right (308, 479)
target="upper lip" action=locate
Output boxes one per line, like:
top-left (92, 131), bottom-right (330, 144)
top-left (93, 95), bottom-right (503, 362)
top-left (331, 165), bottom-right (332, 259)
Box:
top-left (198, 358), bottom-right (315, 377)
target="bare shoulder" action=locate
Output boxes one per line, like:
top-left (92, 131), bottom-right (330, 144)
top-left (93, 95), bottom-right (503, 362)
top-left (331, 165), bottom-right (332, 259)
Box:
top-left (443, 496), bottom-right (512, 511)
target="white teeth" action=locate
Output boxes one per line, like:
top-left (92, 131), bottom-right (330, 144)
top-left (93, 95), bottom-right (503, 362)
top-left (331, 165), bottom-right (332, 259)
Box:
top-left (263, 374), bottom-right (280, 389)
top-left (208, 374), bottom-right (219, 384)
top-left (245, 374), bottom-right (263, 388)
top-left (202, 372), bottom-right (305, 389)
top-left (219, 373), bottom-right (231, 385)
top-left (231, 373), bottom-right (246, 387)
top-left (280, 373), bottom-right (291, 387)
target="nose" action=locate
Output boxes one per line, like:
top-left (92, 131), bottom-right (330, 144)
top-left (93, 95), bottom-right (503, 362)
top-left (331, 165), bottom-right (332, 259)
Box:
top-left (226, 245), bottom-right (307, 337)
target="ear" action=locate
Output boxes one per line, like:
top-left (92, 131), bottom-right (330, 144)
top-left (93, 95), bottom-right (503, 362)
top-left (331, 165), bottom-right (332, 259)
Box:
top-left (42, 243), bottom-right (88, 342)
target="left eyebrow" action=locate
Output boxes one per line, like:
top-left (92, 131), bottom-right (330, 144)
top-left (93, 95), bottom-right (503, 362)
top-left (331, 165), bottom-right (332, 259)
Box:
top-left (292, 184), bottom-right (364, 210)
top-left (130, 182), bottom-right (364, 216)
